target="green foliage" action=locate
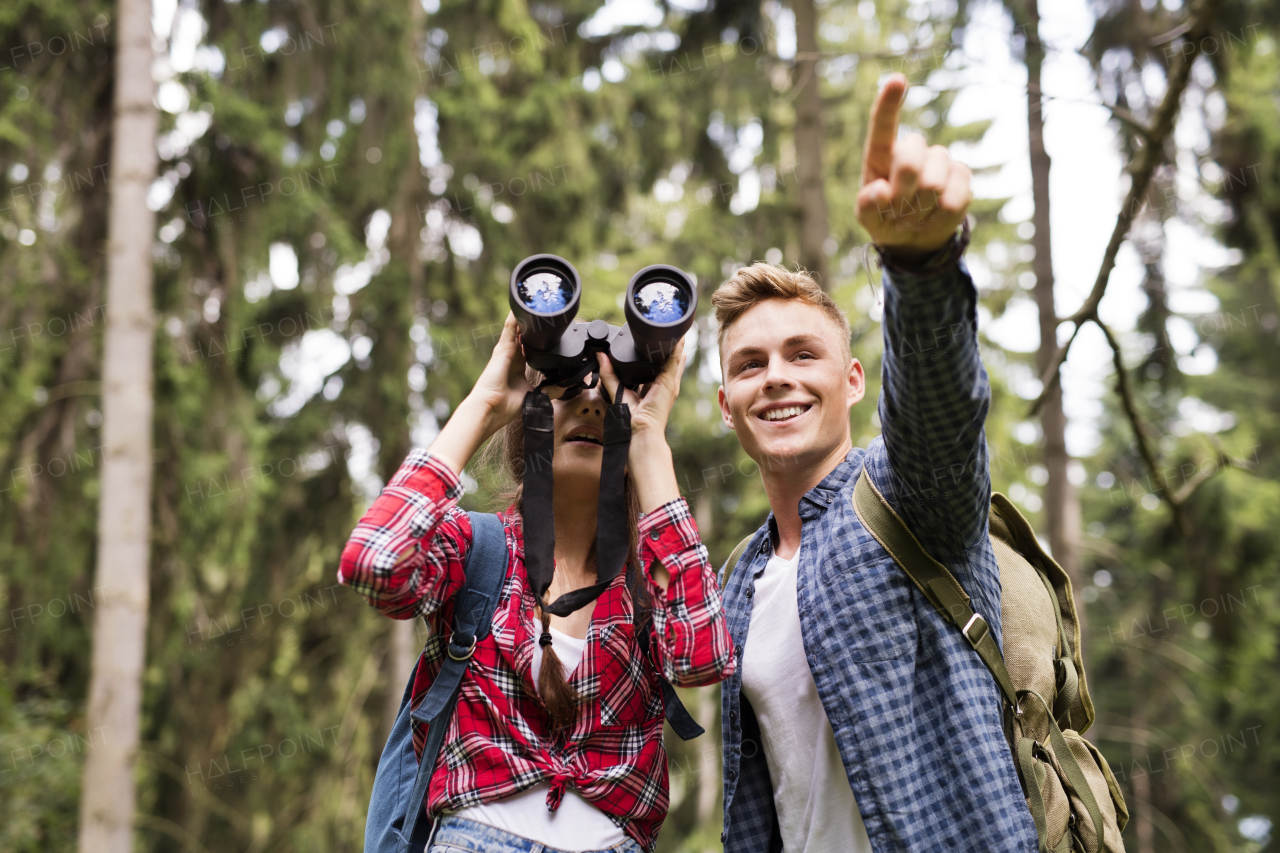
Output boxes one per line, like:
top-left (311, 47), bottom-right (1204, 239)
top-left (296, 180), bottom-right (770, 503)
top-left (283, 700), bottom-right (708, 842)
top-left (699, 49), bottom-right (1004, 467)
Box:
top-left (1068, 2), bottom-right (1280, 849)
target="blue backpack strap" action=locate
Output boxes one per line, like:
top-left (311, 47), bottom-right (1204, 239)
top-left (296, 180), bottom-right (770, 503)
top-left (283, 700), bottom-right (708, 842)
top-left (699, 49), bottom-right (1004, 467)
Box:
top-left (635, 624), bottom-right (705, 741)
top-left (393, 511), bottom-right (508, 853)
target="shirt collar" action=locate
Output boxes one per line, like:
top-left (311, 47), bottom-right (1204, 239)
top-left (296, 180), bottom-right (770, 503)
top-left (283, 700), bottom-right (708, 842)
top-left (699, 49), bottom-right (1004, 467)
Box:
top-left (801, 446), bottom-right (861, 512)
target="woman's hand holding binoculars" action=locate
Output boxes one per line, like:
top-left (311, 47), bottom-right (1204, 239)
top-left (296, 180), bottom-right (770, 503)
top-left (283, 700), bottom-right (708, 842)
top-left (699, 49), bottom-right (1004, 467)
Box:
top-left (468, 313), bottom-right (536, 432)
top-left (597, 338), bottom-right (687, 515)
top-left (596, 337), bottom-right (685, 439)
top-left (430, 313), bottom-right (536, 477)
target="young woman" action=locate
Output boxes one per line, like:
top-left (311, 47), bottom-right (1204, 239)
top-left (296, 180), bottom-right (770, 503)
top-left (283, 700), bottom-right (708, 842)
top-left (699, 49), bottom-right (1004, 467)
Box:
top-left (338, 313), bottom-right (734, 853)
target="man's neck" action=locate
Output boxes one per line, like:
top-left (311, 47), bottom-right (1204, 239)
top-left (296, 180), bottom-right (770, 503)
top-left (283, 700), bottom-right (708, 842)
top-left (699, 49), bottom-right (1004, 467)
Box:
top-left (760, 436), bottom-right (852, 559)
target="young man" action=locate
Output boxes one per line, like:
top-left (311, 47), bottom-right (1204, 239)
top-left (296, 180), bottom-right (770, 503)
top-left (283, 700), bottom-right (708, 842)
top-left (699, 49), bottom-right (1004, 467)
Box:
top-left (712, 74), bottom-right (1038, 852)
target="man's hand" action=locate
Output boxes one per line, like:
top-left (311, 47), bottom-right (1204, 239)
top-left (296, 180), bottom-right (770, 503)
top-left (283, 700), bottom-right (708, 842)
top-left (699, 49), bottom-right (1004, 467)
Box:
top-left (856, 73), bottom-right (972, 257)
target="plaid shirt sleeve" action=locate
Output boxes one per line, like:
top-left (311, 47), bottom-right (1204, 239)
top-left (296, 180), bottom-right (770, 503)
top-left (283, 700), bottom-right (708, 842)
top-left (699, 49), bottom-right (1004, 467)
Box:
top-left (336, 449), bottom-right (470, 621)
top-left (637, 497), bottom-right (736, 687)
top-left (877, 248), bottom-right (992, 561)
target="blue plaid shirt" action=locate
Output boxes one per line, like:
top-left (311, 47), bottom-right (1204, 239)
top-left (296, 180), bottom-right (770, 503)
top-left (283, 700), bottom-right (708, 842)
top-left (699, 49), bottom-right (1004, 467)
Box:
top-left (718, 256), bottom-right (1038, 852)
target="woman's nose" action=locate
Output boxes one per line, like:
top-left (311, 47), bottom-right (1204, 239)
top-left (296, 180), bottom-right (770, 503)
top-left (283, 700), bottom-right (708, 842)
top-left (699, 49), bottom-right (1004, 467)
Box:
top-left (577, 388), bottom-right (604, 417)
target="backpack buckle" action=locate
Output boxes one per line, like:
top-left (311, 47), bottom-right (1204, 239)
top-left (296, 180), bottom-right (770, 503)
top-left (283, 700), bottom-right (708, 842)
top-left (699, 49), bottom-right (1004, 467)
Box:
top-left (447, 632), bottom-right (478, 661)
top-left (962, 613), bottom-right (989, 646)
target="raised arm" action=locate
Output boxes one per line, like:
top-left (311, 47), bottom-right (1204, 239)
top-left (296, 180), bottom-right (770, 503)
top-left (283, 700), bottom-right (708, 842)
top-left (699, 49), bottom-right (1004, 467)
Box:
top-left (637, 500), bottom-right (736, 687)
top-left (876, 253), bottom-right (990, 559)
top-left (338, 313), bottom-right (533, 617)
top-left (597, 344), bottom-right (736, 686)
top-left (337, 452), bottom-right (472, 619)
top-left (855, 75), bottom-right (989, 560)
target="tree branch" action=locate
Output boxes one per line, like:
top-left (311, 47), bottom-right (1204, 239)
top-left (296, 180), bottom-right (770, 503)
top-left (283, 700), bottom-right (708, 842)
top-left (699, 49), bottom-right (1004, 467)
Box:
top-left (771, 44), bottom-right (960, 66)
top-left (1096, 320), bottom-right (1189, 535)
top-left (1096, 321), bottom-right (1258, 534)
top-left (1170, 435), bottom-right (1258, 504)
top-left (1170, 456), bottom-right (1224, 505)
top-left (1104, 103), bottom-right (1154, 138)
top-left (1026, 0), bottom-right (1220, 417)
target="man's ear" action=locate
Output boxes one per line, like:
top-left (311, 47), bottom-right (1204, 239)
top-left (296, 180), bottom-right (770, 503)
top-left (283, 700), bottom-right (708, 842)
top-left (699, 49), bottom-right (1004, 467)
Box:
top-left (847, 357), bottom-right (866, 409)
top-left (718, 385), bottom-right (735, 430)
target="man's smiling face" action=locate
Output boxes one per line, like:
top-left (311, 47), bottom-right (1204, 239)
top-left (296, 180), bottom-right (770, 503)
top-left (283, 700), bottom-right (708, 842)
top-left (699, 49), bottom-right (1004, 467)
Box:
top-left (718, 298), bottom-right (865, 472)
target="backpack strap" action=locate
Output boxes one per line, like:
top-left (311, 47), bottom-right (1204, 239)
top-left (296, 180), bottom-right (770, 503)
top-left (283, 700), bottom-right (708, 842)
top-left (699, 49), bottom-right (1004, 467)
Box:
top-left (851, 472), bottom-right (1017, 704)
top-left (851, 471), bottom-right (1107, 851)
top-left (635, 624), bottom-right (705, 741)
top-left (396, 511), bottom-right (508, 853)
top-left (1034, 568), bottom-right (1082, 729)
top-left (719, 534), bottom-right (756, 589)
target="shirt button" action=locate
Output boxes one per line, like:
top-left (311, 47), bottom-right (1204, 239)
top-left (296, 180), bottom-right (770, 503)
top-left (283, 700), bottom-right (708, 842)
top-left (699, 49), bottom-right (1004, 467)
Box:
top-left (745, 586), bottom-right (753, 599)
top-left (730, 709), bottom-right (738, 723)
top-left (726, 769), bottom-right (737, 781)
top-left (720, 832), bottom-right (727, 843)
top-left (649, 529), bottom-right (661, 541)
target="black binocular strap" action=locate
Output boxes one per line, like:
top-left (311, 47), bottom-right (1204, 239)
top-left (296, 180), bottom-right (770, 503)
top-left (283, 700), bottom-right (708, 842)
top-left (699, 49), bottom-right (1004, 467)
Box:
top-left (522, 392), bottom-right (557, 608)
top-left (521, 390), bottom-right (632, 617)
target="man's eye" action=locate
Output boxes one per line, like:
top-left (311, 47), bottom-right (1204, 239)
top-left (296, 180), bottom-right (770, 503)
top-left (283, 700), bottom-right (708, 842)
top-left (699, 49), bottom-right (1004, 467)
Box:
top-left (738, 360), bottom-right (761, 372)
top-left (796, 352), bottom-right (815, 360)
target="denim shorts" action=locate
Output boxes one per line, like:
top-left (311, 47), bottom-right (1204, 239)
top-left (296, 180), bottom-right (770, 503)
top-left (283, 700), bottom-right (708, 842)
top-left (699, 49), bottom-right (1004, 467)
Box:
top-left (427, 815), bottom-right (643, 853)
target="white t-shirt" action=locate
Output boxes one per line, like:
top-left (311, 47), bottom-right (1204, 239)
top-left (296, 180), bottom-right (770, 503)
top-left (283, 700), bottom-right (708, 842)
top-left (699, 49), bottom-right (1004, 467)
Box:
top-left (454, 626), bottom-right (627, 851)
top-left (741, 547), bottom-right (873, 853)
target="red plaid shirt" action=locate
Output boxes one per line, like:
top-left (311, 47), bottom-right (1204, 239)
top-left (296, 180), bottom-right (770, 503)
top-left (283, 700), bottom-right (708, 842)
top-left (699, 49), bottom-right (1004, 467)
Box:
top-left (337, 450), bottom-right (735, 851)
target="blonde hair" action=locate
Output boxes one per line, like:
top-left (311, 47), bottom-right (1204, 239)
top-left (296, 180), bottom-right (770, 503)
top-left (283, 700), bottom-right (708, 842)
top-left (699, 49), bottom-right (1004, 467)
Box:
top-left (710, 263), bottom-right (851, 361)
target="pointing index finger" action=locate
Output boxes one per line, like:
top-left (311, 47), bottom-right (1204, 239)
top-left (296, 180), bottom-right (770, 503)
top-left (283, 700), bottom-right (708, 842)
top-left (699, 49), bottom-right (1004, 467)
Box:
top-left (861, 74), bottom-right (908, 186)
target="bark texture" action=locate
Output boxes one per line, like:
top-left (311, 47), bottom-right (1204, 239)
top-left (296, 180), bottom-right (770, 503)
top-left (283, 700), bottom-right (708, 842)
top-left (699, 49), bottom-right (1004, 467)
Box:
top-left (78, 0), bottom-right (157, 849)
top-left (382, 0), bottom-right (430, 741)
top-left (1024, 0), bottom-right (1083, 597)
top-left (792, 0), bottom-right (831, 287)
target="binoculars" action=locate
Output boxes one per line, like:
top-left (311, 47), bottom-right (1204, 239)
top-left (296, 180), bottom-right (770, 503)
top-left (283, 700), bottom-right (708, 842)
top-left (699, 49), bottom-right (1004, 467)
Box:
top-left (509, 254), bottom-right (697, 388)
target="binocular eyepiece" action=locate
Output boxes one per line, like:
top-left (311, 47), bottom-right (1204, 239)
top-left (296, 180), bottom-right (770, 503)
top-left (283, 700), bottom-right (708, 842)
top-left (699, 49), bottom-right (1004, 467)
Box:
top-left (510, 254), bottom-right (696, 388)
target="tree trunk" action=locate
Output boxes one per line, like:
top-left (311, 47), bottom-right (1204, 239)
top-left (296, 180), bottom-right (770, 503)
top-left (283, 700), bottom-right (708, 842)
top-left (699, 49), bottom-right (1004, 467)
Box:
top-left (78, 1), bottom-right (157, 850)
top-left (791, 0), bottom-right (830, 287)
top-left (695, 685), bottom-right (720, 828)
top-left (1023, 0), bottom-right (1083, 600)
top-left (695, 491), bottom-right (714, 540)
top-left (382, 0), bottom-right (430, 740)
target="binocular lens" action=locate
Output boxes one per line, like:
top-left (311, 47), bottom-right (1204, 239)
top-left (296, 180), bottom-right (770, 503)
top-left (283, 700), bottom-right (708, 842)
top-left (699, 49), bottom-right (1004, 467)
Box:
top-left (510, 255), bottom-right (695, 384)
top-left (510, 254), bottom-right (582, 356)
top-left (516, 271), bottom-right (574, 314)
top-left (632, 280), bottom-right (690, 324)
top-left (623, 265), bottom-right (696, 373)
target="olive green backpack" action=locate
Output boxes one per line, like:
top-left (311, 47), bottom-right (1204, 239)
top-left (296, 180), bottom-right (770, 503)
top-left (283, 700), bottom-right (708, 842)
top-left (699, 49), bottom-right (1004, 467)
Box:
top-left (722, 472), bottom-right (1130, 853)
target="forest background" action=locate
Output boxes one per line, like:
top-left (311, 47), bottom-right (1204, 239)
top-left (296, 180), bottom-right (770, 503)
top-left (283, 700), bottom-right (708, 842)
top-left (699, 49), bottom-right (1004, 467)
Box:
top-left (2, 0), bottom-right (1278, 850)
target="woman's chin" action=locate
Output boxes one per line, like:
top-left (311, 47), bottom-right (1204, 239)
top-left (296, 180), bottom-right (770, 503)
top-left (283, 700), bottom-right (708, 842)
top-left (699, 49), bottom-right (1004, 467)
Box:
top-left (552, 462), bottom-right (605, 493)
